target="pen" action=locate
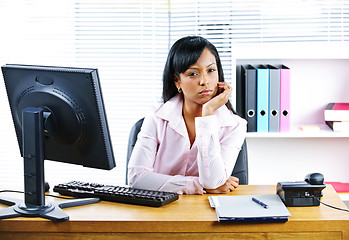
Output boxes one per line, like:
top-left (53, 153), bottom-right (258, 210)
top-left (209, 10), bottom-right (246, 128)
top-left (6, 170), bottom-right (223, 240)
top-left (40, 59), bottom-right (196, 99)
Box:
top-left (252, 197), bottom-right (268, 209)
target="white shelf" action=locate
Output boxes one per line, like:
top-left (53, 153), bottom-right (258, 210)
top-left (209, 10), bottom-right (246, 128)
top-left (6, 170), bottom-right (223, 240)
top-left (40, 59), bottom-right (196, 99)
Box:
top-left (234, 57), bottom-right (349, 139)
top-left (247, 124), bottom-right (349, 138)
top-left (233, 44), bottom-right (349, 184)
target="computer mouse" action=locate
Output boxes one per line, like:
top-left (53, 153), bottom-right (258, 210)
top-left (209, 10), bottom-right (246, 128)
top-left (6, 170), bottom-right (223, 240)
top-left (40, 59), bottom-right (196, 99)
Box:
top-left (304, 173), bottom-right (324, 185)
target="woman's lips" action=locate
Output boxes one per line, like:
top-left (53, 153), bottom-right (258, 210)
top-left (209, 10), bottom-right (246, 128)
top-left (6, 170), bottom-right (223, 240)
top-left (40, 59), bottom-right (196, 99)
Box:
top-left (199, 89), bottom-right (212, 95)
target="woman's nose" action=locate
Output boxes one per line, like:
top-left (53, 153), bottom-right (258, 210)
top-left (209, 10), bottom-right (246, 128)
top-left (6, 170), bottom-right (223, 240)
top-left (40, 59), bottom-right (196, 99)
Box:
top-left (199, 74), bottom-right (209, 86)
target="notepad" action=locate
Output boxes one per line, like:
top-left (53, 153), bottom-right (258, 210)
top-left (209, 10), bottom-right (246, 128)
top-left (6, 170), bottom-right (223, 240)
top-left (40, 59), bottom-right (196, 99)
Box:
top-left (209, 194), bottom-right (291, 223)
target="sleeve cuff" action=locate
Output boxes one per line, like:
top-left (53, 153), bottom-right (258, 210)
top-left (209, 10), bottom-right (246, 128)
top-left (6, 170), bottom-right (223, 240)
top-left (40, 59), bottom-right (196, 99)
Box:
top-left (195, 115), bottom-right (219, 135)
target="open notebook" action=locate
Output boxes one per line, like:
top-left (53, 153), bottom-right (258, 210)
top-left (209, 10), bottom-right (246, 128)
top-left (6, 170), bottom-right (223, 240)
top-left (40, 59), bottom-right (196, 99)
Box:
top-left (209, 194), bottom-right (291, 222)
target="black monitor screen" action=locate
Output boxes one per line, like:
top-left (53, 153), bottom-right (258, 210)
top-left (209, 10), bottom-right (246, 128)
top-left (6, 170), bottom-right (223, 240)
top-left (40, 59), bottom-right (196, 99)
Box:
top-left (2, 64), bottom-right (115, 170)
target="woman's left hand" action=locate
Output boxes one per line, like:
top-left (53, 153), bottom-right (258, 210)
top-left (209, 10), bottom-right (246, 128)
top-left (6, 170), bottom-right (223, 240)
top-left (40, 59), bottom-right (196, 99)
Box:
top-left (205, 176), bottom-right (239, 194)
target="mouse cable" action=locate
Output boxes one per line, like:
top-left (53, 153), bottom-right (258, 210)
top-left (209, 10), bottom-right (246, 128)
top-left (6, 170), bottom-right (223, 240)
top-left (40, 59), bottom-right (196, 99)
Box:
top-left (0, 190), bottom-right (77, 200)
top-left (314, 196), bottom-right (349, 213)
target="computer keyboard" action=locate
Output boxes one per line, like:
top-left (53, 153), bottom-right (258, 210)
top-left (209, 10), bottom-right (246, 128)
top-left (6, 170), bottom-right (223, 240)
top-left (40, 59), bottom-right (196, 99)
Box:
top-left (53, 181), bottom-right (179, 207)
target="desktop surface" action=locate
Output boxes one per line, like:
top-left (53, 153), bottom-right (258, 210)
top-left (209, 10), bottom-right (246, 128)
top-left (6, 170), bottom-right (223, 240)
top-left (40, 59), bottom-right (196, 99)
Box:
top-left (0, 184), bottom-right (348, 240)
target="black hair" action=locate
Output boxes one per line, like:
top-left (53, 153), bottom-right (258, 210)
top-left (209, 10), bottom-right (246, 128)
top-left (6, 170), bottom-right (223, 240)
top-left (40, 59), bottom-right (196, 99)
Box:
top-left (162, 36), bottom-right (234, 112)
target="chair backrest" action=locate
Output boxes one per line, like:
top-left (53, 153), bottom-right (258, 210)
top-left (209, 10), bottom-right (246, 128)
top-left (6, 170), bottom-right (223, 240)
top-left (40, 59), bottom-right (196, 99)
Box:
top-left (232, 139), bottom-right (248, 185)
top-left (126, 118), bottom-right (145, 185)
top-left (125, 118), bottom-right (248, 185)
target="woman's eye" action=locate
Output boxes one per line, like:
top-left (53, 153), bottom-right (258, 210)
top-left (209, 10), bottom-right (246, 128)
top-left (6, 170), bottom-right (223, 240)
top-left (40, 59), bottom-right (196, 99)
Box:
top-left (188, 72), bottom-right (198, 77)
top-left (208, 68), bottom-right (217, 73)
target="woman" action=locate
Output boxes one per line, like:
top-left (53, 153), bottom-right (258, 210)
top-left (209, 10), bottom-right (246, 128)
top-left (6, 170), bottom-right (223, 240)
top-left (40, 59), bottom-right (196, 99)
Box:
top-left (128, 36), bottom-right (246, 194)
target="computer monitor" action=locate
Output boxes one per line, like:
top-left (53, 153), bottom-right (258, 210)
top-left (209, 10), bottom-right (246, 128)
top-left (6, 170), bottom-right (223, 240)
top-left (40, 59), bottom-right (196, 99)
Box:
top-left (0, 64), bottom-right (116, 221)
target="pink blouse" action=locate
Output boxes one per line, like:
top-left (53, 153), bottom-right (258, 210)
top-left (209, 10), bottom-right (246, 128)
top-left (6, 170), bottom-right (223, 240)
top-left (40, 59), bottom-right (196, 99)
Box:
top-left (128, 94), bottom-right (247, 194)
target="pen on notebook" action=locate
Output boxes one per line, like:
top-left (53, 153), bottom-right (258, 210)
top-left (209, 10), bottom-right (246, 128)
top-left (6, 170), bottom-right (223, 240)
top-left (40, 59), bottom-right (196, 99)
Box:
top-left (252, 197), bottom-right (268, 209)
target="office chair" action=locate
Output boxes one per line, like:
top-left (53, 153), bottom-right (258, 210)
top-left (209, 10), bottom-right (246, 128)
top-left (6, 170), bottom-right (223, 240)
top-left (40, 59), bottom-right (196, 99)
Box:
top-left (125, 118), bottom-right (248, 185)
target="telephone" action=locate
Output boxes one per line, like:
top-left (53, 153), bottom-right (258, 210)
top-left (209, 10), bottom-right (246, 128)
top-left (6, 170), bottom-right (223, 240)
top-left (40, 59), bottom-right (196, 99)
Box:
top-left (276, 173), bottom-right (326, 207)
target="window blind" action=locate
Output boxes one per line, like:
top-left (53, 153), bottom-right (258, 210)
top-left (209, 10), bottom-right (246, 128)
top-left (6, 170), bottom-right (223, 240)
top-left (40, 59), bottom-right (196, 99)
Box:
top-left (226, 0), bottom-right (349, 43)
top-left (0, 0), bottom-right (348, 187)
top-left (0, 0), bottom-right (170, 185)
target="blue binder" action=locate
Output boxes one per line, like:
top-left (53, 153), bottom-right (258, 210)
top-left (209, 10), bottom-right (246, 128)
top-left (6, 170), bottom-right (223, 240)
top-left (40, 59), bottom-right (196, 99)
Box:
top-left (256, 65), bottom-right (269, 132)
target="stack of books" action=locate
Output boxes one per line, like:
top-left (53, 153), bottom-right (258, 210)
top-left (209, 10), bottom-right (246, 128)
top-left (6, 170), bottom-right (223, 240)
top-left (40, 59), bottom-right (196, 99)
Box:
top-left (324, 103), bottom-right (349, 132)
top-left (236, 64), bottom-right (291, 132)
top-left (325, 182), bottom-right (349, 207)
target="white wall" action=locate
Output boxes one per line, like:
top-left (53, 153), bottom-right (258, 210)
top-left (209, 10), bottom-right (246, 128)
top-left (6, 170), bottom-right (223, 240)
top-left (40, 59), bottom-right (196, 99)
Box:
top-left (247, 137), bottom-right (349, 184)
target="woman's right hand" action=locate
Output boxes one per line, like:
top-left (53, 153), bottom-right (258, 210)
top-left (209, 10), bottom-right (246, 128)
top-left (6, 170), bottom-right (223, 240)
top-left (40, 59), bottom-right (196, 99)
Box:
top-left (205, 176), bottom-right (239, 194)
top-left (202, 82), bottom-right (232, 117)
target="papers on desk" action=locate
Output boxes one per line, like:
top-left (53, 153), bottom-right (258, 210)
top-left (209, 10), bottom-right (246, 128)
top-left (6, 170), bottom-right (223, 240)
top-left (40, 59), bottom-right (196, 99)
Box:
top-left (209, 194), bottom-right (291, 223)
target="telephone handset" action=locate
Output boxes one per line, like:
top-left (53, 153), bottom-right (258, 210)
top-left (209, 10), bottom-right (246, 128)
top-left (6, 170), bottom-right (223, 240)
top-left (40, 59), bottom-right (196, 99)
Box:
top-left (276, 173), bottom-right (326, 207)
top-left (304, 172), bottom-right (324, 185)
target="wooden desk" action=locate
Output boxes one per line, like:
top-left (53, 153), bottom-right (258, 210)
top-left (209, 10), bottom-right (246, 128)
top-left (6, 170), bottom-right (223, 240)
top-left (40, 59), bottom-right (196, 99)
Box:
top-left (0, 185), bottom-right (348, 240)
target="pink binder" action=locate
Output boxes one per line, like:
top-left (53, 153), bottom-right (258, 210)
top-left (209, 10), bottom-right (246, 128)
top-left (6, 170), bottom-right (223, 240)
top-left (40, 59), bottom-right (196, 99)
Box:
top-left (279, 65), bottom-right (290, 132)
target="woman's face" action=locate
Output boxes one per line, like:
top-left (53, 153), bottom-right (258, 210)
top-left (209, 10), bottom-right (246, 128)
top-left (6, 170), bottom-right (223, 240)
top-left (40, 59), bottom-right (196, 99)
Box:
top-left (175, 48), bottom-right (219, 107)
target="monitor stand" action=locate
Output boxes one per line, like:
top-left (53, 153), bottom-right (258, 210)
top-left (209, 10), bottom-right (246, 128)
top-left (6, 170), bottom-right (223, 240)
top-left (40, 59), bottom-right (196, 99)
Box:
top-left (0, 107), bottom-right (100, 221)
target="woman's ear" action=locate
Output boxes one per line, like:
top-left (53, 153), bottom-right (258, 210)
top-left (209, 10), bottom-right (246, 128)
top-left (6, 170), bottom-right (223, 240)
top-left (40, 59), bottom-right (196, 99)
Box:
top-left (174, 74), bottom-right (181, 89)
